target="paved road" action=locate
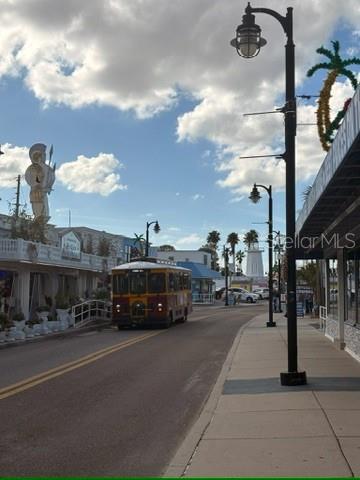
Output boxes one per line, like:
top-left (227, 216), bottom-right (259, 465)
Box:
top-left (0, 303), bottom-right (266, 477)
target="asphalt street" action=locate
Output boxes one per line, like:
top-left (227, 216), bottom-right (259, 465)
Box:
top-left (0, 303), bottom-right (266, 477)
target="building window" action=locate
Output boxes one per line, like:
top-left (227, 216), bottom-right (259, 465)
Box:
top-left (203, 255), bottom-right (208, 265)
top-left (346, 258), bottom-right (359, 324)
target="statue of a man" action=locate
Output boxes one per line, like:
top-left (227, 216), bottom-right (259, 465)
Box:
top-left (25, 143), bottom-right (56, 222)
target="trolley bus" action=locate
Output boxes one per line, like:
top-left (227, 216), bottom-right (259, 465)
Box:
top-left (111, 260), bottom-right (192, 329)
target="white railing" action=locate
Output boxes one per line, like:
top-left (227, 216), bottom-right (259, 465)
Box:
top-left (319, 305), bottom-right (327, 331)
top-left (71, 300), bottom-right (112, 328)
top-left (0, 238), bottom-right (118, 272)
top-left (192, 293), bottom-right (215, 304)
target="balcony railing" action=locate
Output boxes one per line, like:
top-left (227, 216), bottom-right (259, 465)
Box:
top-left (0, 238), bottom-right (118, 272)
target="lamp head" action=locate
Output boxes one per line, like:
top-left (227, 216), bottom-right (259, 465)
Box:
top-left (154, 221), bottom-right (160, 234)
top-left (230, 3), bottom-right (267, 58)
top-left (249, 184), bottom-right (261, 203)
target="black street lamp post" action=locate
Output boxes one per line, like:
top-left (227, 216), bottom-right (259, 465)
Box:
top-left (231, 3), bottom-right (306, 385)
top-left (249, 183), bottom-right (275, 328)
top-left (145, 220), bottom-right (160, 257)
top-left (224, 246), bottom-right (230, 306)
top-left (274, 231), bottom-right (283, 313)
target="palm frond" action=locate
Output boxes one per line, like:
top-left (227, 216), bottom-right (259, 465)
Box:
top-left (331, 40), bottom-right (340, 55)
top-left (302, 185), bottom-right (312, 202)
top-left (343, 57), bottom-right (360, 67)
top-left (316, 45), bottom-right (334, 60)
top-left (341, 68), bottom-right (358, 90)
top-left (307, 62), bottom-right (331, 77)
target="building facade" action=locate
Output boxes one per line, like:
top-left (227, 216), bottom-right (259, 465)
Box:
top-left (156, 249), bottom-right (212, 267)
top-left (297, 84), bottom-right (360, 361)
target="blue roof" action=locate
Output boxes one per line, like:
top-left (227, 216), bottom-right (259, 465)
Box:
top-left (177, 262), bottom-right (222, 280)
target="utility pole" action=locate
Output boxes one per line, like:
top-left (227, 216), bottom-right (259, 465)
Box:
top-left (15, 175), bottom-right (21, 219)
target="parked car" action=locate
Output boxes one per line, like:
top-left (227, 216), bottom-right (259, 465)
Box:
top-left (253, 288), bottom-right (269, 299)
top-left (222, 288), bottom-right (258, 303)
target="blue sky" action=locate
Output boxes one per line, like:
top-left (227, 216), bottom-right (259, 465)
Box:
top-left (0, 0), bottom-right (360, 264)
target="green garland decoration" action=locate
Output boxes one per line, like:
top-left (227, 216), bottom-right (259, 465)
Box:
top-left (307, 40), bottom-right (360, 151)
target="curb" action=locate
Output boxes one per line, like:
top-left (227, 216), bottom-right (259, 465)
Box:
top-left (163, 312), bottom-right (264, 477)
top-left (0, 320), bottom-right (112, 350)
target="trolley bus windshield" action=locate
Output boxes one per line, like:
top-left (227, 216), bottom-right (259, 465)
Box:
top-left (113, 271), bottom-right (166, 295)
top-left (129, 271), bottom-right (146, 294)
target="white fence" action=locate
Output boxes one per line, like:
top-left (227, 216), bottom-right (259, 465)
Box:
top-left (319, 305), bottom-right (327, 331)
top-left (192, 293), bottom-right (215, 304)
top-left (71, 300), bottom-right (112, 328)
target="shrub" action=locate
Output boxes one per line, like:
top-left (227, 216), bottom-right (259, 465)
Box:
top-left (36, 305), bottom-right (49, 313)
top-left (12, 312), bottom-right (25, 321)
top-left (0, 312), bottom-right (13, 330)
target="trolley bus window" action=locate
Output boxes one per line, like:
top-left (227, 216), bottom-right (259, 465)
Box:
top-left (130, 271), bottom-right (146, 294)
top-left (168, 272), bottom-right (175, 292)
top-left (148, 272), bottom-right (165, 293)
top-left (113, 274), bottom-right (129, 294)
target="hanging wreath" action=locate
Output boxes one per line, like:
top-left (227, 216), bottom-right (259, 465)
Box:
top-left (307, 40), bottom-right (360, 151)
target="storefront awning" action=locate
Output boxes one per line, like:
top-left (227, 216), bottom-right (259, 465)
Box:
top-left (296, 86), bottom-right (360, 256)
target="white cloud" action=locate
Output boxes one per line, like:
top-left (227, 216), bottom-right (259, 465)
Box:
top-left (176, 233), bottom-right (202, 247)
top-left (229, 196), bottom-right (244, 203)
top-left (192, 193), bottom-right (205, 200)
top-left (57, 152), bottom-right (127, 196)
top-left (0, 143), bottom-right (29, 188)
top-left (1, 0), bottom-right (360, 197)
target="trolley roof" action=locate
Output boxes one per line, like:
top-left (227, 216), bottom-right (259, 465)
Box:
top-left (112, 261), bottom-right (191, 272)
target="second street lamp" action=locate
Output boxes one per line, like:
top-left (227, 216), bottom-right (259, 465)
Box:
top-left (223, 246), bottom-right (230, 306)
top-left (145, 220), bottom-right (160, 257)
top-left (232, 2), bottom-right (306, 385)
top-left (274, 231), bottom-right (284, 313)
top-left (249, 183), bottom-right (276, 327)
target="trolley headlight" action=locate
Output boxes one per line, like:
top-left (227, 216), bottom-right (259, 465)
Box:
top-left (116, 304), bottom-right (121, 312)
top-left (157, 302), bottom-right (163, 312)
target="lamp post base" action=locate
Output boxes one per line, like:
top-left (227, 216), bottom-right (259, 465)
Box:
top-left (280, 371), bottom-right (307, 386)
top-left (266, 321), bottom-right (277, 327)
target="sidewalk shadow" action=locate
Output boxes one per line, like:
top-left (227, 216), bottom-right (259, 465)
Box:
top-left (224, 377), bottom-right (360, 394)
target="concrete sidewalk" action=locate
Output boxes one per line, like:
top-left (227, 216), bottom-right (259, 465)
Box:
top-left (165, 312), bottom-right (360, 477)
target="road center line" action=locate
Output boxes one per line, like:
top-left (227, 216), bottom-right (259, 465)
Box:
top-left (0, 330), bottom-right (163, 401)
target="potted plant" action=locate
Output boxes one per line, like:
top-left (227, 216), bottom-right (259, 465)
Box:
top-left (36, 305), bottom-right (50, 313)
top-left (0, 312), bottom-right (9, 342)
top-left (55, 294), bottom-right (70, 330)
top-left (36, 305), bottom-right (50, 334)
top-left (12, 312), bottom-right (25, 321)
top-left (12, 311), bottom-right (26, 331)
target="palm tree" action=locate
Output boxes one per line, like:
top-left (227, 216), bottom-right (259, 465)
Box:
top-left (207, 230), bottom-right (221, 250)
top-left (227, 232), bottom-right (239, 275)
top-left (206, 230), bottom-right (221, 270)
top-left (297, 261), bottom-right (321, 306)
top-left (243, 229), bottom-right (259, 249)
top-left (236, 250), bottom-right (245, 274)
top-left (307, 40), bottom-right (360, 151)
top-left (133, 233), bottom-right (145, 256)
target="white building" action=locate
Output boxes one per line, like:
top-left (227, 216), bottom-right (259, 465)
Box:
top-left (245, 242), bottom-right (264, 277)
top-left (156, 249), bottom-right (212, 267)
